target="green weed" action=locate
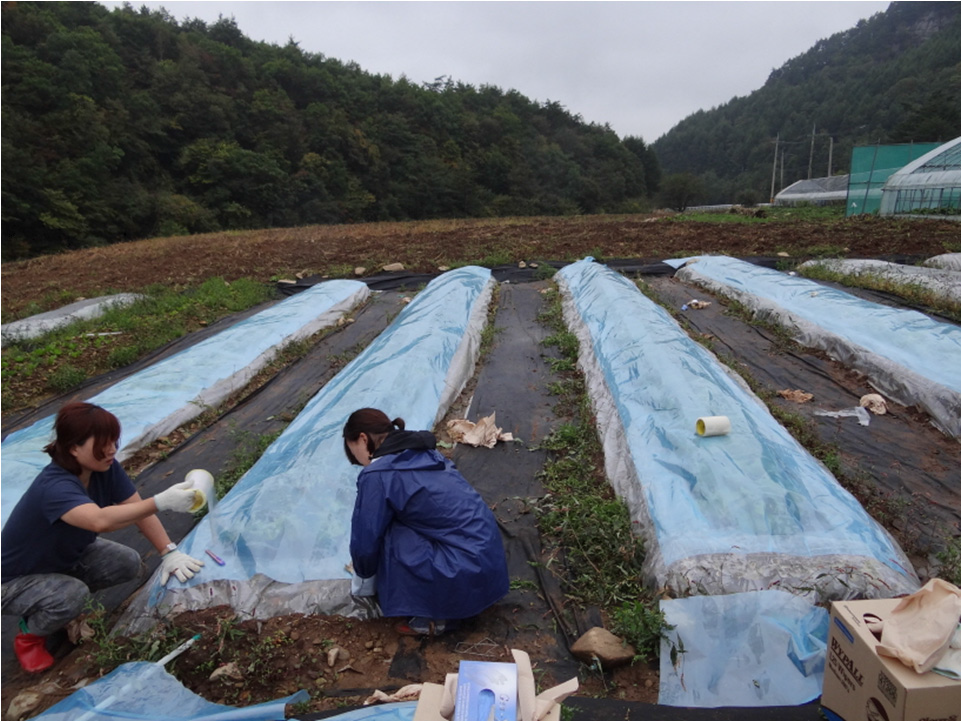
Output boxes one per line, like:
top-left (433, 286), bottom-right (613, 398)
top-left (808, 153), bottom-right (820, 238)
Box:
top-left (324, 263), bottom-right (355, 278)
top-left (536, 287), bottom-right (670, 655)
top-left (534, 262), bottom-right (558, 281)
top-left (84, 599), bottom-right (184, 671)
top-left (936, 540), bottom-right (961, 588)
top-left (478, 249), bottom-right (515, 267)
top-left (47, 363), bottom-right (86, 392)
top-left (800, 244), bottom-right (848, 259)
top-left (216, 428), bottom-right (284, 498)
top-left (611, 600), bottom-right (674, 663)
top-left (2, 278), bottom-right (275, 411)
top-left (543, 330), bottom-right (579, 359)
top-left (674, 205), bottom-right (844, 224)
top-left (510, 578), bottom-right (540, 592)
top-left (479, 284), bottom-right (502, 358)
top-left (722, 298), bottom-right (800, 353)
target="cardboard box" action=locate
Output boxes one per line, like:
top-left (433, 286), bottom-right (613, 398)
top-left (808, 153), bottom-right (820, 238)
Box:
top-left (822, 598), bottom-right (960, 721)
top-left (454, 661), bottom-right (518, 721)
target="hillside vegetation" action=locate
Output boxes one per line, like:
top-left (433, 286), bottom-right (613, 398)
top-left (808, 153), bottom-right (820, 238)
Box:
top-left (3, 2), bottom-right (958, 261)
top-left (653, 1), bottom-right (961, 203)
top-left (1, 2), bottom-right (659, 260)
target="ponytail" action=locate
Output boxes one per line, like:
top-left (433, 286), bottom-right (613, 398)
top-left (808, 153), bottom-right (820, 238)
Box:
top-left (343, 408), bottom-right (404, 465)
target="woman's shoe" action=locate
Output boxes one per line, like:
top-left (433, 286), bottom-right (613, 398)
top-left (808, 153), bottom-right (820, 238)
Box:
top-left (14, 633), bottom-right (54, 673)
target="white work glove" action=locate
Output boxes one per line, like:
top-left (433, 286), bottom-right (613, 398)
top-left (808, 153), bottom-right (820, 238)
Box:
top-left (352, 573), bottom-right (377, 597)
top-left (159, 549), bottom-right (205, 585)
top-left (154, 480), bottom-right (199, 513)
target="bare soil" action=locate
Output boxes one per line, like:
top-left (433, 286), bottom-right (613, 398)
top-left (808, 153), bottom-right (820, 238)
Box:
top-left (3, 213), bottom-right (958, 319)
top-left (4, 604), bottom-right (658, 719)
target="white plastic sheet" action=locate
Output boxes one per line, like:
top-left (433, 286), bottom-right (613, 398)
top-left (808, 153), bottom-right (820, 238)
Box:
top-left (923, 252), bottom-right (961, 271)
top-left (118, 267), bottom-right (494, 633)
top-left (555, 258), bottom-right (919, 599)
top-left (798, 257), bottom-right (960, 304)
top-left (1, 280), bottom-right (369, 528)
top-left (0, 293), bottom-right (143, 347)
top-left (671, 255), bottom-right (960, 438)
top-left (658, 591), bottom-right (828, 708)
top-left (33, 661), bottom-right (306, 720)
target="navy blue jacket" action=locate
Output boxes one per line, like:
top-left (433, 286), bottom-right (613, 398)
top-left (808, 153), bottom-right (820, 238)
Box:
top-left (350, 430), bottom-right (508, 620)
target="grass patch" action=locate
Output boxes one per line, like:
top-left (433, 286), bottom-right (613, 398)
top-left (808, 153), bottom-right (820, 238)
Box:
top-left (479, 284), bottom-right (503, 359)
top-left (537, 287), bottom-right (671, 662)
top-left (674, 205), bottom-right (845, 224)
top-left (477, 248), bottom-right (516, 268)
top-left (720, 297), bottom-right (802, 353)
top-left (1, 278), bottom-right (275, 412)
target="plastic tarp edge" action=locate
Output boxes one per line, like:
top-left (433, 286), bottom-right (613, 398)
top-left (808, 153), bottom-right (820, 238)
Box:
top-left (32, 660), bottom-right (306, 720)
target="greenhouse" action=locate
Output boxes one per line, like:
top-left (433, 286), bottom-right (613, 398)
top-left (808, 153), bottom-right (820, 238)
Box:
top-left (773, 175), bottom-right (849, 206)
top-left (879, 136), bottom-right (961, 217)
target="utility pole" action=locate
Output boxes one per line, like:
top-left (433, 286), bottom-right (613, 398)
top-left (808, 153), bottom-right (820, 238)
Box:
top-left (808, 123), bottom-right (816, 179)
top-left (827, 136), bottom-right (834, 177)
top-left (770, 133), bottom-right (779, 202)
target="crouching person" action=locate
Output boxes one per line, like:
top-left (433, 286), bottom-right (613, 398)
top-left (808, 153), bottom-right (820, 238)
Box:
top-left (1, 402), bottom-right (205, 673)
top-left (343, 408), bottom-right (509, 636)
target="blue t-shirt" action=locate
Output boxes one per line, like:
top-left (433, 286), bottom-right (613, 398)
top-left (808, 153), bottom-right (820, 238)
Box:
top-left (1, 460), bottom-right (136, 583)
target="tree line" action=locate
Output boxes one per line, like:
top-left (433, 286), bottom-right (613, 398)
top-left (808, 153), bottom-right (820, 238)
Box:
top-left (652, 1), bottom-right (961, 205)
top-left (1, 2), bottom-right (662, 260)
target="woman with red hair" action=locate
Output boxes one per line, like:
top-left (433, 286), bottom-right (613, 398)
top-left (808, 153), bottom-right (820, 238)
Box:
top-left (1, 402), bottom-right (204, 673)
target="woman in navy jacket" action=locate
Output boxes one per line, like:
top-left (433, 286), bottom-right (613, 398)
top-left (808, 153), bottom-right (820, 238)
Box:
top-left (344, 408), bottom-right (508, 636)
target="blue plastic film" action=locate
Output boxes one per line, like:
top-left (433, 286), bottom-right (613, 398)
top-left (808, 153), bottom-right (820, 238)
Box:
top-left (674, 255), bottom-right (960, 437)
top-left (130, 267), bottom-right (493, 621)
top-left (556, 258), bottom-right (918, 598)
top-left (33, 661), bottom-right (307, 720)
top-left (658, 591), bottom-right (828, 708)
top-left (1, 280), bottom-right (369, 528)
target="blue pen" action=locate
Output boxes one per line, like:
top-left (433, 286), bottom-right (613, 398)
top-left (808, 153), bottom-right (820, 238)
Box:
top-left (205, 549), bottom-right (226, 566)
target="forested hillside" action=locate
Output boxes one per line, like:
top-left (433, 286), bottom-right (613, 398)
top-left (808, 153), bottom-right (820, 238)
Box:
top-left (653, 1), bottom-right (960, 204)
top-left (5, 2), bottom-right (958, 260)
top-left (1, 2), bottom-right (660, 260)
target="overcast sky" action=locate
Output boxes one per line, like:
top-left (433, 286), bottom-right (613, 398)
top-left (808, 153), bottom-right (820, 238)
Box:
top-left (99, 1), bottom-right (891, 142)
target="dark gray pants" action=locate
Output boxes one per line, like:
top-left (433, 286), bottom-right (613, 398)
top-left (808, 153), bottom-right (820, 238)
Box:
top-left (1, 538), bottom-right (142, 636)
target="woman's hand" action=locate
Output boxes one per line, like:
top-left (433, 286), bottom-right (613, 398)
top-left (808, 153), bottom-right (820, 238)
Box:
top-left (158, 549), bottom-right (205, 584)
top-left (154, 481), bottom-right (201, 513)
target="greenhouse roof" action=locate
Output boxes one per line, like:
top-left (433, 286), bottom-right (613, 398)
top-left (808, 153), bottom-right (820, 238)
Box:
top-left (774, 174), bottom-right (849, 203)
top-left (883, 137), bottom-right (961, 191)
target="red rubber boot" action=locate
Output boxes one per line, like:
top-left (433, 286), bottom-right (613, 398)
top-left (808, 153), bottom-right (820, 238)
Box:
top-left (14, 633), bottom-right (54, 673)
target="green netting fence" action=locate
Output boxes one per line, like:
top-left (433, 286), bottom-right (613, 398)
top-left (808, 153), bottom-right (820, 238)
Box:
top-left (845, 142), bottom-right (941, 216)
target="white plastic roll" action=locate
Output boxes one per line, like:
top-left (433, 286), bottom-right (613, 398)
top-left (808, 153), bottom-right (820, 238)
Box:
top-left (184, 469), bottom-right (215, 512)
top-left (696, 416), bottom-right (731, 437)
